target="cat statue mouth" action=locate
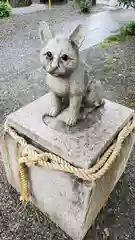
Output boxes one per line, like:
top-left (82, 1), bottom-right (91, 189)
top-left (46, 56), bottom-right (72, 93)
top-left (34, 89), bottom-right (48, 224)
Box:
top-left (43, 65), bottom-right (66, 78)
top-left (48, 69), bottom-right (59, 76)
top-left (47, 68), bottom-right (71, 79)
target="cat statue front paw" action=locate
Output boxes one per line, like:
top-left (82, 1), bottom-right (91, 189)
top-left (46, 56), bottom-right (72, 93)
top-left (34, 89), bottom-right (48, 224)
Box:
top-left (49, 107), bottom-right (60, 117)
top-left (66, 115), bottom-right (78, 127)
top-left (42, 104), bottom-right (61, 124)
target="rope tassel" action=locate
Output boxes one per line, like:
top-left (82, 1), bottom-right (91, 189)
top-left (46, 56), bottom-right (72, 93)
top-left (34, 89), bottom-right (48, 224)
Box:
top-left (19, 163), bottom-right (30, 201)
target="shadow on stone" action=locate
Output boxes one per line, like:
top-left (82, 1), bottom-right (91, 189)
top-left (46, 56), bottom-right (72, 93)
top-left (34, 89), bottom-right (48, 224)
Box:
top-left (43, 105), bottom-right (104, 134)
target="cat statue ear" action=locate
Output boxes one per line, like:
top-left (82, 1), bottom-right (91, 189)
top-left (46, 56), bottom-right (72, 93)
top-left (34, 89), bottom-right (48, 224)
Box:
top-left (69, 24), bottom-right (85, 49)
top-left (39, 21), bottom-right (53, 45)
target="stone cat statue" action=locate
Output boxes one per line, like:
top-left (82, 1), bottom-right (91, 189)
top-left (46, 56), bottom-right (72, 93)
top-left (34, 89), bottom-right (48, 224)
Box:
top-left (39, 21), bottom-right (104, 127)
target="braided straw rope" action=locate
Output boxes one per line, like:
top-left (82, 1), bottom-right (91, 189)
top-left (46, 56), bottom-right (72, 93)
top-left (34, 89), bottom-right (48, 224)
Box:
top-left (4, 113), bottom-right (135, 201)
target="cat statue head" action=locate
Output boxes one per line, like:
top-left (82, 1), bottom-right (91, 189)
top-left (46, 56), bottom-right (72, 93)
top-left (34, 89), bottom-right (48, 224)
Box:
top-left (39, 21), bottom-right (85, 78)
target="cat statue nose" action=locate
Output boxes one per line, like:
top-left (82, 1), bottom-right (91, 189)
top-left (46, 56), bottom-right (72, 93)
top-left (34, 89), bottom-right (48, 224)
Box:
top-left (52, 63), bottom-right (58, 70)
top-left (51, 59), bottom-right (59, 73)
top-left (52, 56), bottom-right (59, 66)
top-left (51, 65), bottom-right (58, 74)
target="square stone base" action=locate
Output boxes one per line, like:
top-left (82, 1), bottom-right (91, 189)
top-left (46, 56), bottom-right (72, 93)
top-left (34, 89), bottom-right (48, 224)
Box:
top-left (1, 93), bottom-right (135, 240)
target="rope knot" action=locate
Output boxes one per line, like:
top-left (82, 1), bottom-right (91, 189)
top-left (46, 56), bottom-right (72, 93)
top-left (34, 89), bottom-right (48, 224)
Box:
top-left (19, 147), bottom-right (49, 167)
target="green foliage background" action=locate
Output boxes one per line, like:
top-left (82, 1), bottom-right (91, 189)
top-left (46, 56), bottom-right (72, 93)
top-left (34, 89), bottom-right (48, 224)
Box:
top-left (0, 0), bottom-right (12, 18)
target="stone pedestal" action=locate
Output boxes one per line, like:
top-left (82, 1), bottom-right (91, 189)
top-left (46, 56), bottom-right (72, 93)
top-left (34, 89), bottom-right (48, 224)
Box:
top-left (1, 93), bottom-right (135, 240)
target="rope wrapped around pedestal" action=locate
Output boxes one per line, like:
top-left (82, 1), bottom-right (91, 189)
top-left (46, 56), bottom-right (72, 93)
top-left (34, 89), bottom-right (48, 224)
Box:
top-left (3, 113), bottom-right (135, 202)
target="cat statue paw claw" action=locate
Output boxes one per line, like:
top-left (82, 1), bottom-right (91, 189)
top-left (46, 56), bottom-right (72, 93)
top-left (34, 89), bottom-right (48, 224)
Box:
top-left (66, 115), bottom-right (78, 127)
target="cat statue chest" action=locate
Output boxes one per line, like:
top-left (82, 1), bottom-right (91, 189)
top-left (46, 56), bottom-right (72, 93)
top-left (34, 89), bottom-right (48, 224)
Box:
top-left (46, 74), bottom-right (70, 97)
top-left (46, 60), bottom-right (86, 97)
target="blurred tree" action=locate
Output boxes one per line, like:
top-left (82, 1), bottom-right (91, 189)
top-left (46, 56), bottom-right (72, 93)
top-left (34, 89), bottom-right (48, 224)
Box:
top-left (10, 0), bottom-right (32, 7)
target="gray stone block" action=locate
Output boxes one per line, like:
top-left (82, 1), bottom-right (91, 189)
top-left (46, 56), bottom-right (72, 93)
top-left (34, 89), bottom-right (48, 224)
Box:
top-left (6, 92), bottom-right (134, 169)
top-left (1, 93), bottom-right (135, 240)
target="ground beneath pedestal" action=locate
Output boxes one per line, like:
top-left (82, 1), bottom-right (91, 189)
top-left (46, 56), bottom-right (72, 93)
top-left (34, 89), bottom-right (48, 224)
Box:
top-left (0, 4), bottom-right (135, 240)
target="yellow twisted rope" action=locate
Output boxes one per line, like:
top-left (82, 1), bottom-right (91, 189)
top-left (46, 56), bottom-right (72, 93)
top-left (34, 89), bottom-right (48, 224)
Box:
top-left (19, 163), bottom-right (29, 201)
top-left (4, 113), bottom-right (135, 201)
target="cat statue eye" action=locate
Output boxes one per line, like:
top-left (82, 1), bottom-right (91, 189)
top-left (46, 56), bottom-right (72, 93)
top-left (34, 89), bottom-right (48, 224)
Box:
top-left (46, 51), bottom-right (53, 58)
top-left (61, 54), bottom-right (68, 61)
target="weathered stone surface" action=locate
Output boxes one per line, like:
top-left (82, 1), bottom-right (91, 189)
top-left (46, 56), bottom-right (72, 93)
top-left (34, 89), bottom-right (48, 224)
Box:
top-left (6, 92), bottom-right (134, 169)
